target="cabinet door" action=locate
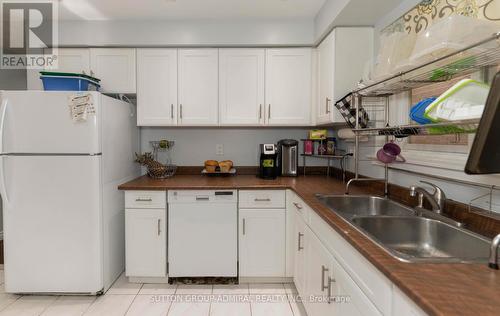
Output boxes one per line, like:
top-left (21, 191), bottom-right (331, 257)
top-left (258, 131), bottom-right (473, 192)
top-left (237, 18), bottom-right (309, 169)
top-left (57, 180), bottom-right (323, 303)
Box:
top-left (125, 209), bottom-right (166, 277)
top-left (304, 227), bottom-right (336, 316)
top-left (137, 49), bottom-right (178, 126)
top-left (293, 212), bottom-right (307, 295)
top-left (334, 258), bottom-right (382, 316)
top-left (53, 48), bottom-right (91, 75)
top-left (90, 48), bottom-right (136, 93)
top-left (27, 48), bottom-right (91, 90)
top-left (219, 49), bottom-right (265, 126)
top-left (265, 48), bottom-right (312, 126)
top-left (178, 49), bottom-right (219, 126)
top-left (317, 32), bottom-right (342, 124)
top-left (393, 287), bottom-right (427, 316)
top-left (239, 209), bottom-right (286, 277)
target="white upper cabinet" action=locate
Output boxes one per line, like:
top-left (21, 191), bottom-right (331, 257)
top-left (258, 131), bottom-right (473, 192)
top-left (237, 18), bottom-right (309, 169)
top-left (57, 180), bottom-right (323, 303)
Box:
top-left (219, 49), bottom-right (265, 126)
top-left (265, 48), bottom-right (312, 126)
top-left (137, 49), bottom-right (178, 126)
top-left (27, 48), bottom-right (91, 90)
top-left (53, 48), bottom-right (91, 75)
top-left (316, 27), bottom-right (373, 125)
top-left (90, 48), bottom-right (137, 93)
top-left (178, 49), bottom-right (219, 126)
top-left (317, 33), bottom-right (339, 125)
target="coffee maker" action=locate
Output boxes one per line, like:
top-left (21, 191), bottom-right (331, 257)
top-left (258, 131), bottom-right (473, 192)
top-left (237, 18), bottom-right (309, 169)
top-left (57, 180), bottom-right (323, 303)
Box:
top-left (259, 144), bottom-right (278, 179)
top-left (277, 139), bottom-right (299, 177)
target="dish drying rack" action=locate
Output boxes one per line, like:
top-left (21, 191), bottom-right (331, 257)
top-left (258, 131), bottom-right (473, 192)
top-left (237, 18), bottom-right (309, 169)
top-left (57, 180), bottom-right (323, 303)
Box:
top-left (148, 140), bottom-right (177, 179)
top-left (346, 32), bottom-right (500, 196)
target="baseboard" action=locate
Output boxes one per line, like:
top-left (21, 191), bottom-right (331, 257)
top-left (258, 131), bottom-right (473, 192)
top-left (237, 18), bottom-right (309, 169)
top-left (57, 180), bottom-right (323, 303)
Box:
top-left (239, 277), bottom-right (293, 284)
top-left (128, 276), bottom-right (169, 284)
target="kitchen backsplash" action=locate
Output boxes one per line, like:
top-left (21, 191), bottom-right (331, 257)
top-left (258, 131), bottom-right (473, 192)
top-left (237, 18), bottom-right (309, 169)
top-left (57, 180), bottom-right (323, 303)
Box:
top-left (140, 127), bottom-right (335, 167)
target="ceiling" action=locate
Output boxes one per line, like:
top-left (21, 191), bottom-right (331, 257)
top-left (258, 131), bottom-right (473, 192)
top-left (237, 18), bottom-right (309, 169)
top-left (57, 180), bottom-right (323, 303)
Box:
top-left (59, 0), bottom-right (328, 21)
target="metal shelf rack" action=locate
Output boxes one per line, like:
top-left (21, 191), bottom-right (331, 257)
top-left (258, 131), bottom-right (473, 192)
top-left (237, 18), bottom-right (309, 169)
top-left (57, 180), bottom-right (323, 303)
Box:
top-left (347, 32), bottom-right (500, 195)
top-left (354, 32), bottom-right (500, 97)
top-left (301, 153), bottom-right (351, 181)
top-left (299, 138), bottom-right (351, 181)
top-left (352, 119), bottom-right (480, 137)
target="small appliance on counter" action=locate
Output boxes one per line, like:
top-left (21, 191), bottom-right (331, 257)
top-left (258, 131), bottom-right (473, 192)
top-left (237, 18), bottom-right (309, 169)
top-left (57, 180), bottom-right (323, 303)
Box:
top-left (277, 139), bottom-right (299, 177)
top-left (259, 144), bottom-right (278, 179)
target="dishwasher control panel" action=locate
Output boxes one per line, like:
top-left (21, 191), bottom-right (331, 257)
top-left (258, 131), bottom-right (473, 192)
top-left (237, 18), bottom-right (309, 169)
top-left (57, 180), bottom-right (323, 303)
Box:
top-left (168, 190), bottom-right (237, 203)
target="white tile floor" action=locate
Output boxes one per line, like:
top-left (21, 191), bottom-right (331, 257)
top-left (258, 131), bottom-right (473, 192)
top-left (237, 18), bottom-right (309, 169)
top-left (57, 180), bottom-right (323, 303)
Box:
top-left (0, 271), bottom-right (308, 316)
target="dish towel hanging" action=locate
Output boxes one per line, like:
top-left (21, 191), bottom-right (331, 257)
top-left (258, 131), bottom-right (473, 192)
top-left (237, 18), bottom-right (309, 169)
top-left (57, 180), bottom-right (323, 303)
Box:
top-left (334, 93), bottom-right (370, 128)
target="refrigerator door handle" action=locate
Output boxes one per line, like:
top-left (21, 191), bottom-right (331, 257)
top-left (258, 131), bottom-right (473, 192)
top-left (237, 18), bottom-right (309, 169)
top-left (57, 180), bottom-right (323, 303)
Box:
top-left (0, 156), bottom-right (9, 205)
top-left (0, 99), bottom-right (7, 154)
top-left (0, 99), bottom-right (9, 204)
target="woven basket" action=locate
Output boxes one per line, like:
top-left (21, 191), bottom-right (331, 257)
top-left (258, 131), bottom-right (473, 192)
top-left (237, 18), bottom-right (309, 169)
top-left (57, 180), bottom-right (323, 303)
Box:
top-left (147, 164), bottom-right (177, 179)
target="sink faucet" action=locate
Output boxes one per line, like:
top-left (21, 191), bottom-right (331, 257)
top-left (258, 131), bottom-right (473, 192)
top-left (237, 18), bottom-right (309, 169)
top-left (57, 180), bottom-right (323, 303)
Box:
top-left (489, 234), bottom-right (500, 270)
top-left (409, 181), bottom-right (446, 214)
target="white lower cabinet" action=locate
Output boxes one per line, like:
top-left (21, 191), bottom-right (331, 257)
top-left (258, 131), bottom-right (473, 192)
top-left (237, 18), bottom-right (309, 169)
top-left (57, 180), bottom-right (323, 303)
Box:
top-left (293, 211), bottom-right (307, 294)
top-left (289, 194), bottom-right (428, 316)
top-left (125, 208), bottom-right (167, 277)
top-left (334, 258), bottom-right (383, 316)
top-left (303, 226), bottom-right (336, 316)
top-left (392, 287), bottom-right (427, 316)
top-left (239, 209), bottom-right (286, 277)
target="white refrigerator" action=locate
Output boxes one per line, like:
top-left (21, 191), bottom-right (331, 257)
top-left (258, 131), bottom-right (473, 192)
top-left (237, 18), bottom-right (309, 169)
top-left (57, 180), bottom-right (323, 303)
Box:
top-left (0, 91), bottom-right (139, 294)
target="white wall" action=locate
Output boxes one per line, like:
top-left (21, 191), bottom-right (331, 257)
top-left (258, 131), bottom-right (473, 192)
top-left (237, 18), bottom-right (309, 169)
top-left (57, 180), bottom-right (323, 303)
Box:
top-left (314, 0), bottom-right (350, 41)
top-left (58, 19), bottom-right (315, 47)
top-left (140, 128), bottom-right (331, 167)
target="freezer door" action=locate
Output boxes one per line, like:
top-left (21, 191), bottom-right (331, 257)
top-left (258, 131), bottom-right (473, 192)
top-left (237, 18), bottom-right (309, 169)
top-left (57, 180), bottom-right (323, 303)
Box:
top-left (0, 91), bottom-right (101, 154)
top-left (1, 155), bottom-right (103, 293)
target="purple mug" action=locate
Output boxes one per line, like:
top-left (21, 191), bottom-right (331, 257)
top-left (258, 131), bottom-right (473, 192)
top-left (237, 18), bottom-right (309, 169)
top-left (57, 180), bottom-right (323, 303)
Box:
top-left (376, 142), bottom-right (406, 164)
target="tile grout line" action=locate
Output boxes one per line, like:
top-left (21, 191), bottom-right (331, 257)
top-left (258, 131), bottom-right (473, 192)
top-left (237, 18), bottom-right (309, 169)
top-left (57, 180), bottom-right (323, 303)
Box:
top-left (0, 294), bottom-right (22, 312)
top-left (80, 295), bottom-right (98, 316)
top-left (286, 293), bottom-right (296, 316)
top-left (34, 295), bottom-right (59, 316)
top-left (123, 292), bottom-right (139, 316)
top-left (38, 295), bottom-right (61, 316)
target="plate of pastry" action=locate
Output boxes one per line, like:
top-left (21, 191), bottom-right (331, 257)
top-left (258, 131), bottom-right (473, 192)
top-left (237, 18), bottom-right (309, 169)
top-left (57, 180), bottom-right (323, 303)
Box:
top-left (202, 160), bottom-right (236, 176)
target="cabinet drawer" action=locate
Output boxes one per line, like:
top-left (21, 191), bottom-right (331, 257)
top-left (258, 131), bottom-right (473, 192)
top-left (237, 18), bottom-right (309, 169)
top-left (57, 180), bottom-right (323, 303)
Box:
top-left (287, 190), bottom-right (310, 224)
top-left (239, 190), bottom-right (286, 209)
top-left (125, 191), bottom-right (166, 209)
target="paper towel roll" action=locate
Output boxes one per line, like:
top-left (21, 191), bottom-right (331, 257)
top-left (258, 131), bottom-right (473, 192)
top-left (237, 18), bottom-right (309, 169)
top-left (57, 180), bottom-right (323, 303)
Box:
top-left (338, 128), bottom-right (369, 142)
top-left (338, 128), bottom-right (356, 139)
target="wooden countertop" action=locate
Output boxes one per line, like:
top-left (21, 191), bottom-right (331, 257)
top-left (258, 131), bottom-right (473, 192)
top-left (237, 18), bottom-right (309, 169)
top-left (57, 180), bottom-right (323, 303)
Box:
top-left (119, 175), bottom-right (500, 316)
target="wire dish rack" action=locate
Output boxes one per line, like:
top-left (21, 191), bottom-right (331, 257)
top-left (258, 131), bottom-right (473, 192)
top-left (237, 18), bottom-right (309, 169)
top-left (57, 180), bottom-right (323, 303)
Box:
top-left (148, 140), bottom-right (177, 179)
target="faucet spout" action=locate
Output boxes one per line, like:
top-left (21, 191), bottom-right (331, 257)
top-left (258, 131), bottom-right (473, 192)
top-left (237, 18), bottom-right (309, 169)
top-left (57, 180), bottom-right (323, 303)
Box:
top-left (409, 181), bottom-right (446, 214)
top-left (489, 234), bottom-right (500, 270)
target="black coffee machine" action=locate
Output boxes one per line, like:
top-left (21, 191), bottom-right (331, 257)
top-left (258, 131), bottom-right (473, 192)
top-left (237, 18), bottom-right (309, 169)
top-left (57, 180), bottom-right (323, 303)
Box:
top-left (259, 144), bottom-right (278, 179)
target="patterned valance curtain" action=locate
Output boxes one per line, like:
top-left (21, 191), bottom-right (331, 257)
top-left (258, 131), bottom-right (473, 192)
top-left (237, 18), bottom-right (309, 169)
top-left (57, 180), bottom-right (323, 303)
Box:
top-left (383, 0), bottom-right (500, 35)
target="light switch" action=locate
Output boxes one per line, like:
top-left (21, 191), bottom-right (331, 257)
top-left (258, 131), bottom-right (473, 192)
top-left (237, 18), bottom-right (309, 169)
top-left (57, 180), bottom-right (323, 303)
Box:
top-left (216, 144), bottom-right (224, 156)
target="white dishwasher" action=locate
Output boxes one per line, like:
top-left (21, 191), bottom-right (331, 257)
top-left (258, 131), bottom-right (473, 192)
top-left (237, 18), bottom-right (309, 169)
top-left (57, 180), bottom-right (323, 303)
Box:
top-left (168, 190), bottom-right (238, 277)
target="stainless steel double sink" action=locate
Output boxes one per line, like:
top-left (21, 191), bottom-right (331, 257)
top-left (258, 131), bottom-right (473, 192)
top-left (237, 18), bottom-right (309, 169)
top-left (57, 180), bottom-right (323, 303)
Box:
top-left (316, 195), bottom-right (493, 263)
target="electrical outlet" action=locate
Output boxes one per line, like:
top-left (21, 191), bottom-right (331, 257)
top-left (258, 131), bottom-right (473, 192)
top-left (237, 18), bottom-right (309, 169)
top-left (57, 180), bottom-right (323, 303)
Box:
top-left (216, 144), bottom-right (224, 156)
